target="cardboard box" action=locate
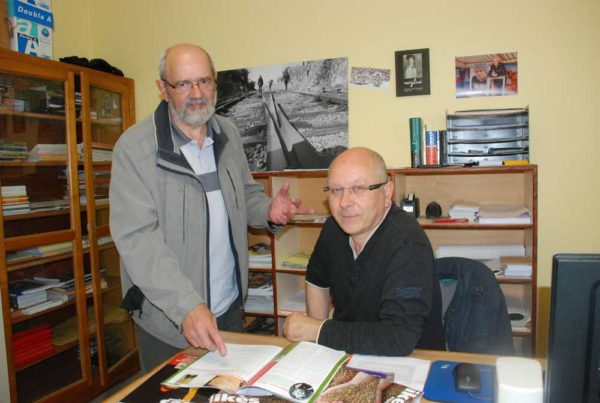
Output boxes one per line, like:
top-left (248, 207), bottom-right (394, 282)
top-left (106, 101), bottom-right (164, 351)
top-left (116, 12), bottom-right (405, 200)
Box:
top-left (6, 0), bottom-right (53, 59)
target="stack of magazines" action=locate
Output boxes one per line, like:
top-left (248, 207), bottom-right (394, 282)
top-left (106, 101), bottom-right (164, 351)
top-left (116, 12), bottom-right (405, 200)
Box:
top-left (0, 140), bottom-right (28, 161)
top-left (448, 201), bottom-right (479, 222)
top-left (248, 242), bottom-right (272, 269)
top-left (245, 273), bottom-right (273, 314)
top-left (1, 185), bottom-right (31, 216)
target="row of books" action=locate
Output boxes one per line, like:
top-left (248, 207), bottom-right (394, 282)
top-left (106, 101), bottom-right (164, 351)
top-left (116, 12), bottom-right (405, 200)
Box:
top-left (9, 270), bottom-right (107, 313)
top-left (0, 142), bottom-right (113, 162)
top-left (13, 324), bottom-right (56, 369)
top-left (448, 201), bottom-right (531, 224)
top-left (408, 117), bottom-right (448, 167)
top-left (6, 235), bottom-right (113, 264)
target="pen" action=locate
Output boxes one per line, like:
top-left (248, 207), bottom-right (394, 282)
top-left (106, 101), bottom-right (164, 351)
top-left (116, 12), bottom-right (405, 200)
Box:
top-left (432, 218), bottom-right (469, 223)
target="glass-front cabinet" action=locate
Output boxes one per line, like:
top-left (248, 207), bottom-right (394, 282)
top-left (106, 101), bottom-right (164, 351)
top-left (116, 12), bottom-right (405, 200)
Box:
top-left (0, 49), bottom-right (138, 402)
top-left (79, 73), bottom-right (137, 388)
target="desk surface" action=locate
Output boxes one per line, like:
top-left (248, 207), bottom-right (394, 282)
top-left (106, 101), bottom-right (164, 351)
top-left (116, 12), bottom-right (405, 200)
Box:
top-left (104, 331), bottom-right (504, 403)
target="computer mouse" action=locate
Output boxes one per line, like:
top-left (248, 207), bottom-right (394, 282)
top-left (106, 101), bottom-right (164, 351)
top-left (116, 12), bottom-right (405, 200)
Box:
top-left (453, 363), bottom-right (481, 392)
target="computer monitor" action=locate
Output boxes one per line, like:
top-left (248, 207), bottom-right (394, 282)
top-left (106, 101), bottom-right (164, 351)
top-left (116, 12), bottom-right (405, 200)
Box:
top-left (545, 253), bottom-right (600, 402)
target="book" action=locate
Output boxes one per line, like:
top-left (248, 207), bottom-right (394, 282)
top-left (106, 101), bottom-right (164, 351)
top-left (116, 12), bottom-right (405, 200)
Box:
top-left (9, 279), bottom-right (57, 295)
top-left (409, 117), bottom-right (422, 168)
top-left (425, 130), bottom-right (439, 165)
top-left (161, 342), bottom-right (348, 402)
top-left (281, 251), bottom-right (311, 270)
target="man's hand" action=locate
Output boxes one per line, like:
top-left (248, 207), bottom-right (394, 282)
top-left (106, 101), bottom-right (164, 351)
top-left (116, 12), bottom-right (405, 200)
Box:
top-left (283, 312), bottom-right (324, 342)
top-left (268, 183), bottom-right (315, 225)
top-left (182, 304), bottom-right (227, 356)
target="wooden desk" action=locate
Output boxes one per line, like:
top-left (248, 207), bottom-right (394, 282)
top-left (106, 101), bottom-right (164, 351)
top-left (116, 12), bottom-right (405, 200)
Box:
top-left (105, 331), bottom-right (503, 403)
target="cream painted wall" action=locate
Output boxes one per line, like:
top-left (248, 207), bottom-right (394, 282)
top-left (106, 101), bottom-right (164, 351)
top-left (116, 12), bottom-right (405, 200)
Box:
top-left (51, 0), bottom-right (600, 356)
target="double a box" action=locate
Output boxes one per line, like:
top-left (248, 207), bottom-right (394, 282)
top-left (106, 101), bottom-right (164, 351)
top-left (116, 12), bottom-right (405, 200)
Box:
top-left (7, 0), bottom-right (53, 59)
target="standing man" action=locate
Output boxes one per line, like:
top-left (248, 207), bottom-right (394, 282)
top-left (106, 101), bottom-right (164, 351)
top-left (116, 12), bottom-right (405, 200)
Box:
top-left (110, 43), bottom-right (311, 371)
top-left (283, 147), bottom-right (444, 355)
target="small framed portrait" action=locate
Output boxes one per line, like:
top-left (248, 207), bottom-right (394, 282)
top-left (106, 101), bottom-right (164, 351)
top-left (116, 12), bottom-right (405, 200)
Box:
top-left (395, 48), bottom-right (430, 97)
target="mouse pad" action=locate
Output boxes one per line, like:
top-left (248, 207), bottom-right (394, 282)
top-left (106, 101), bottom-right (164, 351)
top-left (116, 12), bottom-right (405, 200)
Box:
top-left (423, 360), bottom-right (495, 403)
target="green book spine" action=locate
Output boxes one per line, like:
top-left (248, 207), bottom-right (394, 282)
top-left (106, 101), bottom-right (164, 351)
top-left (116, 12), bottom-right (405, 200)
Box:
top-left (409, 117), bottom-right (422, 167)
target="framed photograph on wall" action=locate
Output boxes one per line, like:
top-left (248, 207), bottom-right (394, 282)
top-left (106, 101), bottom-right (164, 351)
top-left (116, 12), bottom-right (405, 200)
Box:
top-left (395, 48), bottom-right (430, 96)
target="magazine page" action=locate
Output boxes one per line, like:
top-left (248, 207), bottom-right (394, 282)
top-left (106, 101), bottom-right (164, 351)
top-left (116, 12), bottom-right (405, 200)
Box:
top-left (346, 354), bottom-right (431, 391)
top-left (241, 341), bottom-right (349, 402)
top-left (162, 343), bottom-right (283, 392)
top-left (210, 365), bottom-right (422, 403)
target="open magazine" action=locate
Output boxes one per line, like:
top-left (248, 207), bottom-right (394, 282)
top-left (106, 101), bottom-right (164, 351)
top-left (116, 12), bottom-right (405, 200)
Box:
top-left (161, 342), bottom-right (348, 402)
top-left (120, 342), bottom-right (427, 403)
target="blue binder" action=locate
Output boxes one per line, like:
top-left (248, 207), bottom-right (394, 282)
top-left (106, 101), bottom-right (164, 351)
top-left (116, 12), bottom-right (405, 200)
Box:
top-left (423, 360), bottom-right (495, 403)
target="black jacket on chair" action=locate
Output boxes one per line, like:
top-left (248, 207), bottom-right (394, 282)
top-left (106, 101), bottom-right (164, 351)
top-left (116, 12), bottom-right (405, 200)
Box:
top-left (435, 257), bottom-right (514, 355)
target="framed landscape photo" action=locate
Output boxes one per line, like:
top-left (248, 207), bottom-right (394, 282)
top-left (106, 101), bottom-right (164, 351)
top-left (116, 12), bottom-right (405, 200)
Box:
top-left (395, 48), bottom-right (430, 96)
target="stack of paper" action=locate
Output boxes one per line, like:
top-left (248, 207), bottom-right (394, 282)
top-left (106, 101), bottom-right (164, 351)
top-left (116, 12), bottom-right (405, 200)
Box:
top-left (27, 144), bottom-right (67, 162)
top-left (500, 256), bottom-right (532, 277)
top-left (435, 244), bottom-right (525, 260)
top-left (1, 185), bottom-right (31, 216)
top-left (449, 201), bottom-right (479, 221)
top-left (478, 204), bottom-right (531, 224)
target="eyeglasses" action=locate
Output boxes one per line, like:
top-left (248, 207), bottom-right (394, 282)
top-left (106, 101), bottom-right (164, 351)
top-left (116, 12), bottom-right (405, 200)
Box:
top-left (323, 181), bottom-right (387, 198)
top-left (162, 77), bottom-right (217, 93)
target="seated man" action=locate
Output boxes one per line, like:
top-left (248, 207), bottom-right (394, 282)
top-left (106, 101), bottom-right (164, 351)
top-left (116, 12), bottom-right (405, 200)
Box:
top-left (283, 147), bottom-right (445, 355)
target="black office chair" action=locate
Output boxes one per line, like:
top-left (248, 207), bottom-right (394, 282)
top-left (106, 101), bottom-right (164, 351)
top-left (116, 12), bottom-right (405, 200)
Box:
top-left (435, 257), bottom-right (514, 356)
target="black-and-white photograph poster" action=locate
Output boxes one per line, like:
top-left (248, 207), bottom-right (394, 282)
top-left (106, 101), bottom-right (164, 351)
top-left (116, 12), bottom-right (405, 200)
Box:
top-left (395, 48), bottom-right (430, 96)
top-left (455, 52), bottom-right (518, 98)
top-left (216, 58), bottom-right (349, 172)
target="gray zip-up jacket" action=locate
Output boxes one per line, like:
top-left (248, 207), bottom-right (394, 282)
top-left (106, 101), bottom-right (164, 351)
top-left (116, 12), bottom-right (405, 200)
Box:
top-left (109, 101), bottom-right (273, 348)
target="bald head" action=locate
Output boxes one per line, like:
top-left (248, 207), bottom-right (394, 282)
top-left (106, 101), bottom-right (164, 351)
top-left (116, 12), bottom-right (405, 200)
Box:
top-left (159, 43), bottom-right (216, 81)
top-left (329, 147), bottom-right (388, 183)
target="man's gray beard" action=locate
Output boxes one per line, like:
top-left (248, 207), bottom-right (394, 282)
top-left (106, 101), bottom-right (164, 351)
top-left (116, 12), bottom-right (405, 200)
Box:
top-left (170, 97), bottom-right (216, 127)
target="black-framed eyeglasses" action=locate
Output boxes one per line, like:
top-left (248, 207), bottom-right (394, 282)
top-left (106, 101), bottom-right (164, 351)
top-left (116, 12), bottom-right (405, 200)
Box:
top-left (323, 181), bottom-right (388, 198)
top-left (162, 77), bottom-right (218, 93)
